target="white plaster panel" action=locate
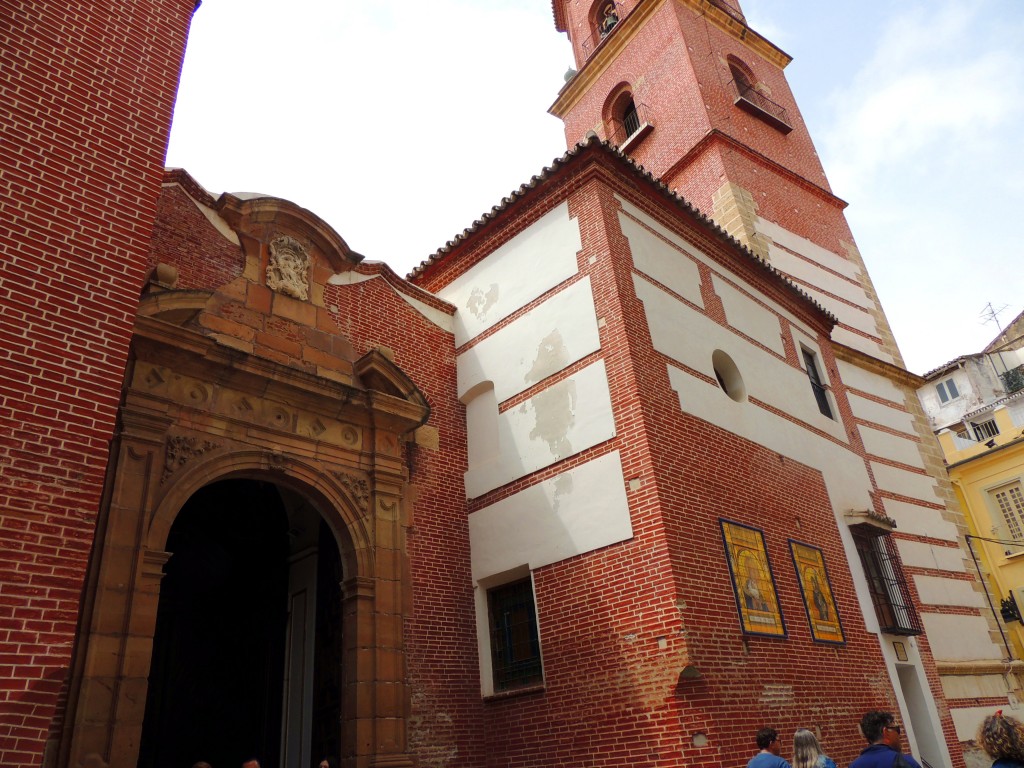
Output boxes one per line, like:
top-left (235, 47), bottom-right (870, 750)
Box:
top-left (756, 216), bottom-right (861, 281)
top-left (456, 278), bottom-right (600, 402)
top-left (942, 674), bottom-right (1010, 700)
top-left (896, 540), bottom-right (967, 572)
top-left (618, 210), bottom-right (704, 308)
top-left (870, 462), bottom-right (938, 502)
top-left (636, 276), bottom-right (847, 442)
top-left (848, 393), bottom-right (917, 434)
top-left (860, 427), bottom-right (925, 470)
top-left (712, 275), bottom-right (785, 355)
top-left (837, 360), bottom-right (905, 403)
top-left (469, 450), bottom-right (632, 581)
top-left (797, 283), bottom-right (879, 336)
top-left (882, 499), bottom-right (959, 542)
top-left (913, 575), bottom-right (984, 608)
top-left (437, 202), bottom-right (582, 346)
top-left (832, 326), bottom-right (893, 363)
top-left (920, 613), bottom-right (1000, 661)
top-left (464, 360), bottom-right (615, 498)
top-left (951, 706), bottom-right (1006, 743)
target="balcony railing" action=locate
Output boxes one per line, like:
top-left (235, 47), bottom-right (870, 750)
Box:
top-left (609, 102), bottom-right (652, 148)
top-left (733, 81), bottom-right (793, 134)
top-left (580, 1), bottom-right (625, 60)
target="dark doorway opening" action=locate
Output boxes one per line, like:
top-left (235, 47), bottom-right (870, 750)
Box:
top-left (139, 479), bottom-right (290, 768)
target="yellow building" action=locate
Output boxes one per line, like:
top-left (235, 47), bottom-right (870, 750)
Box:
top-left (938, 398), bottom-right (1024, 661)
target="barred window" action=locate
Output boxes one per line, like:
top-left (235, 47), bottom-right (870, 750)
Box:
top-left (488, 579), bottom-right (542, 691)
top-left (851, 527), bottom-right (922, 636)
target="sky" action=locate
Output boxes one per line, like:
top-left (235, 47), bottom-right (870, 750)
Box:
top-left (165, 0), bottom-right (1024, 376)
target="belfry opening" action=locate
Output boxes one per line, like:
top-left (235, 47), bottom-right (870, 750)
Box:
top-left (138, 479), bottom-right (343, 768)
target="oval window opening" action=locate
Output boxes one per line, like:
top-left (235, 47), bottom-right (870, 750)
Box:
top-left (712, 349), bottom-right (746, 403)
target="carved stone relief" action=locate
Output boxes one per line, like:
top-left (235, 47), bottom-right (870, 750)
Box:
top-left (163, 435), bottom-right (220, 483)
top-left (333, 471), bottom-right (370, 513)
top-left (266, 235), bottom-right (310, 301)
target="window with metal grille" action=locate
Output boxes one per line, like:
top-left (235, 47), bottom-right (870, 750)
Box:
top-left (851, 527), bottom-right (922, 636)
top-left (488, 579), bottom-right (542, 691)
top-left (993, 482), bottom-right (1024, 555)
top-left (802, 349), bottom-right (833, 419)
top-left (972, 419), bottom-right (1000, 441)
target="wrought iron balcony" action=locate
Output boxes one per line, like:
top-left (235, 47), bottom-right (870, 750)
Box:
top-left (733, 82), bottom-right (793, 134)
top-left (609, 102), bottom-right (653, 149)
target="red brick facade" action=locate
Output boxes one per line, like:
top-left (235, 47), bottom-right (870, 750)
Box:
top-left (0, 3), bottom-right (195, 765)
top-left (0, 1), bottom-right (966, 767)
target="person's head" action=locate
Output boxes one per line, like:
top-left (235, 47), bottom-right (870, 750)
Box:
top-left (242, 760), bottom-right (260, 768)
top-left (860, 711), bottom-right (901, 748)
top-left (756, 727), bottom-right (781, 754)
top-left (192, 763), bottom-right (212, 768)
top-left (792, 729), bottom-right (824, 768)
top-left (318, 759), bottom-right (338, 768)
top-left (978, 710), bottom-right (1024, 763)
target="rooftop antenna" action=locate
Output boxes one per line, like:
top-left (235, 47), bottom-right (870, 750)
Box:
top-left (980, 302), bottom-right (1009, 332)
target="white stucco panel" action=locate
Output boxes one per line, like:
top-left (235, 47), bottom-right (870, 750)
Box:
top-left (920, 613), bottom-right (1000, 661)
top-left (712, 275), bottom-right (785, 355)
top-left (797, 283), bottom-right (879, 336)
top-left (468, 450), bottom-right (632, 581)
top-left (756, 216), bottom-right (860, 280)
top-left (870, 462), bottom-right (939, 503)
top-left (437, 202), bottom-right (582, 346)
top-left (618, 210), bottom-right (704, 309)
top-left (837, 360), bottom-right (905, 402)
top-left (896, 540), bottom-right (967, 572)
top-left (848, 394), bottom-right (917, 435)
top-left (951, 706), bottom-right (1007, 743)
top-left (464, 359), bottom-right (616, 498)
top-left (942, 674), bottom-right (1010, 701)
top-left (637, 276), bottom-right (847, 442)
top-left (859, 427), bottom-right (925, 470)
top-left (882, 499), bottom-right (958, 542)
top-left (831, 327), bottom-right (892, 363)
top-left (913, 575), bottom-right (984, 608)
top-left (456, 277), bottom-right (600, 402)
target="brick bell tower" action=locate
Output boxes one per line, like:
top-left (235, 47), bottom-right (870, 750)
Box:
top-left (549, 0), bottom-right (895, 359)
top-left (550, 0), bottom-right (1013, 761)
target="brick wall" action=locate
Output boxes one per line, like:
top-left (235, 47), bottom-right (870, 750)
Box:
top-left (0, 2), bottom-right (194, 765)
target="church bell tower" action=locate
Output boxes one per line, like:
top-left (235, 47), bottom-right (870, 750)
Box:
top-left (550, 1), bottom-right (1013, 762)
top-left (548, 0), bottom-right (902, 366)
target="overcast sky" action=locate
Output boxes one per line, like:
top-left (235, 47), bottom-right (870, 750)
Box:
top-left (165, 0), bottom-right (1024, 375)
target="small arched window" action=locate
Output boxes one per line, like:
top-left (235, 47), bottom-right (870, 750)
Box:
top-left (604, 87), bottom-right (652, 149)
top-left (582, 0), bottom-right (621, 58)
top-left (726, 55), bottom-right (792, 134)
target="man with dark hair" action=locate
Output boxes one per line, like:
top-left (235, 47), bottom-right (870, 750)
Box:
top-left (850, 711), bottom-right (922, 768)
top-left (747, 727), bottom-right (792, 768)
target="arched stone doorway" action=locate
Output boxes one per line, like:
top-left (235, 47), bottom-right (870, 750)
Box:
top-left (58, 305), bottom-right (429, 768)
top-left (137, 478), bottom-right (344, 768)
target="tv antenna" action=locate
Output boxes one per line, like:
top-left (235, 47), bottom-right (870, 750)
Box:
top-left (980, 302), bottom-right (1009, 332)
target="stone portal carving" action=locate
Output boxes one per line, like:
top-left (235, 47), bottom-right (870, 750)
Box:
top-left (267, 235), bottom-right (310, 300)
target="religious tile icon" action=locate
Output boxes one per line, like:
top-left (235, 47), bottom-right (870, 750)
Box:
top-left (721, 520), bottom-right (786, 637)
top-left (790, 540), bottom-right (844, 644)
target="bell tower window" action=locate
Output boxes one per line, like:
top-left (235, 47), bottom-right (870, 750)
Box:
top-left (727, 56), bottom-right (793, 134)
top-left (606, 88), bottom-right (653, 151)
